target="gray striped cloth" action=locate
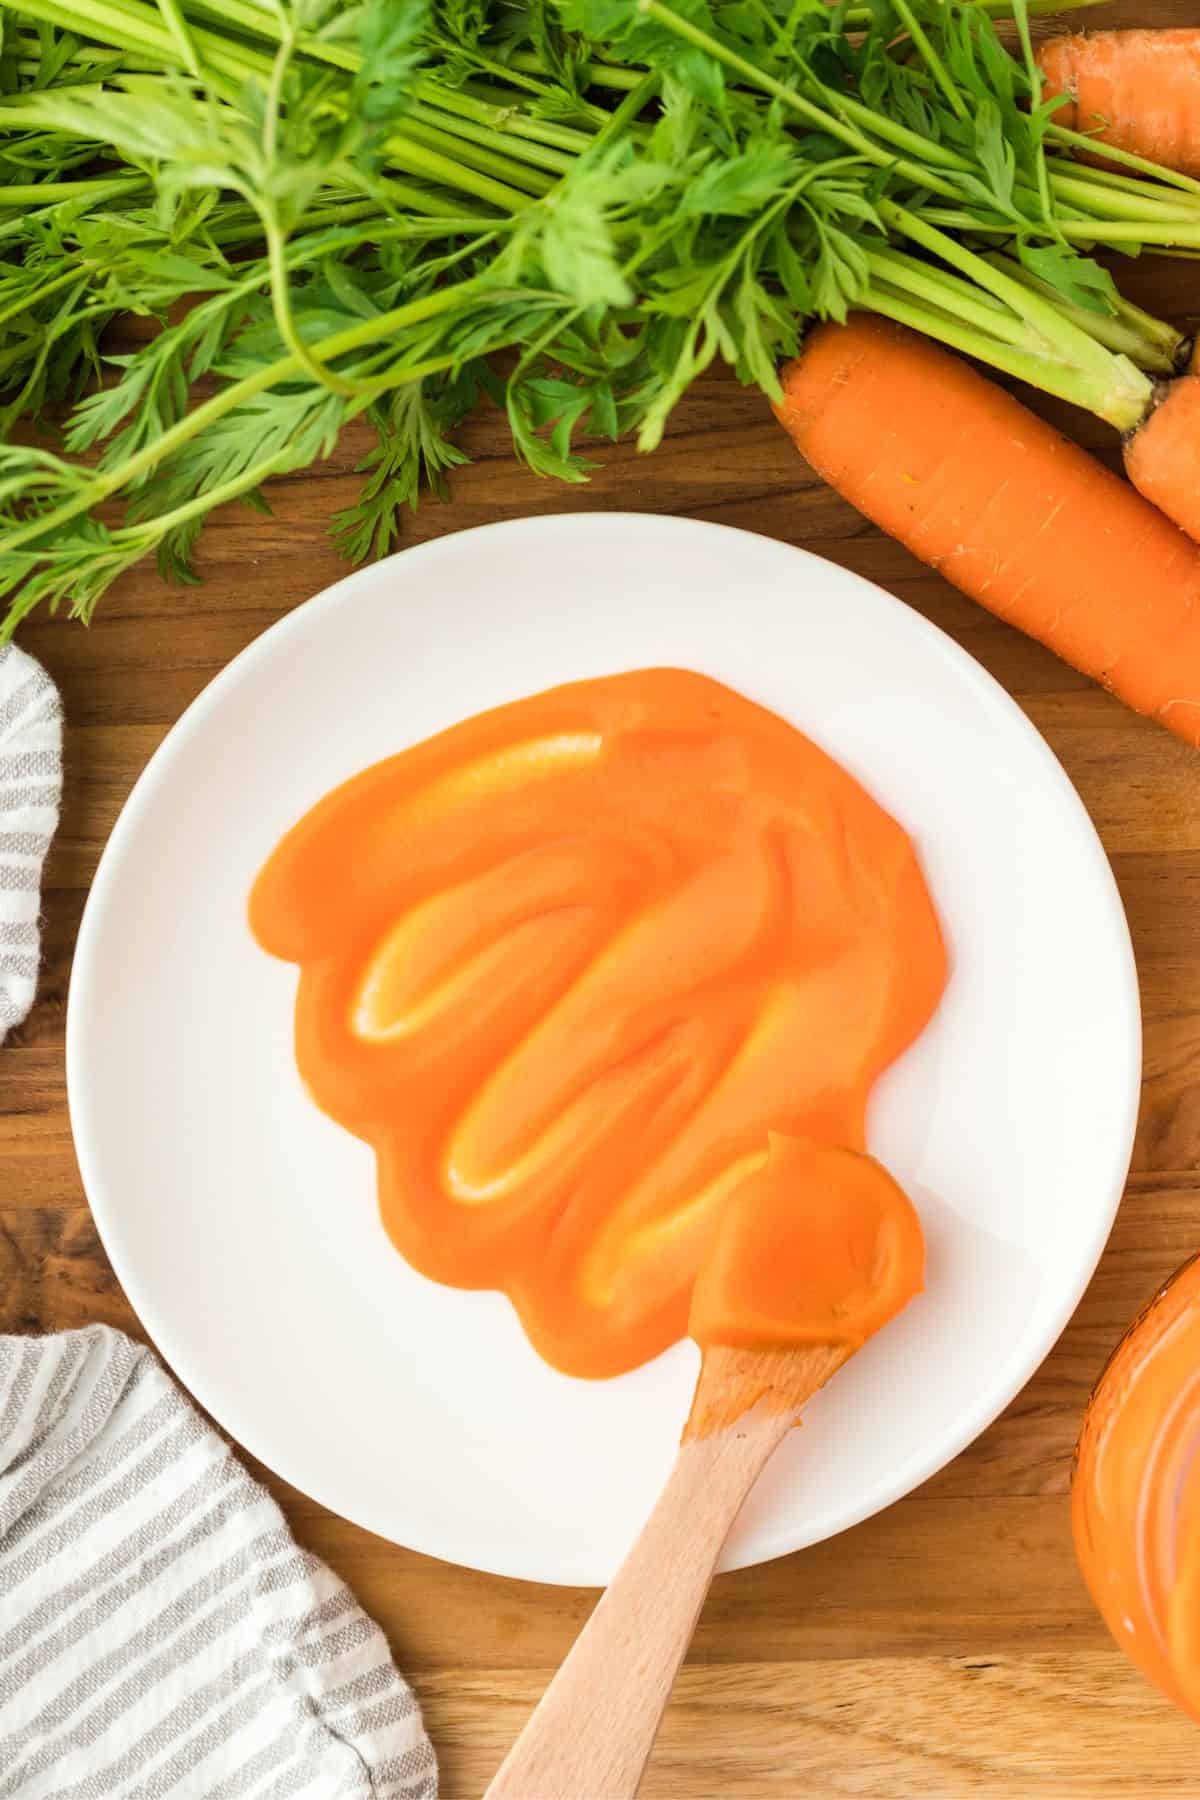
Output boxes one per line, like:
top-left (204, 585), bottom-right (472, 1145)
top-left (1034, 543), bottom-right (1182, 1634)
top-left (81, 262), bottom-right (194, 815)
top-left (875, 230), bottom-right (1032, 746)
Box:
top-left (0, 642), bottom-right (61, 1042)
top-left (0, 1328), bottom-right (437, 1798)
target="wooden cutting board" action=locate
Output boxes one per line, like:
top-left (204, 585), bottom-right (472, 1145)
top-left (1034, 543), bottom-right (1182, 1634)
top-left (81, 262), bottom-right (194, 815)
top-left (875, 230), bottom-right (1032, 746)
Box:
top-left (4, 72), bottom-right (1200, 1789)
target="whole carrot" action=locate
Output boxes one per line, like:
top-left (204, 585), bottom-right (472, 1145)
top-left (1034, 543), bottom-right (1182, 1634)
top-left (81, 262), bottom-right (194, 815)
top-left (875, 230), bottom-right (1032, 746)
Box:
top-left (1125, 378), bottom-right (1200, 538)
top-left (1038, 30), bottom-right (1200, 178)
top-left (775, 315), bottom-right (1200, 746)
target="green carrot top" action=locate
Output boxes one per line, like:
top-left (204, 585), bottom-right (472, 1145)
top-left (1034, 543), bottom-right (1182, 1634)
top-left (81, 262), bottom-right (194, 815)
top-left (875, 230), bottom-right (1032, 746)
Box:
top-left (0, 0), bottom-right (1195, 627)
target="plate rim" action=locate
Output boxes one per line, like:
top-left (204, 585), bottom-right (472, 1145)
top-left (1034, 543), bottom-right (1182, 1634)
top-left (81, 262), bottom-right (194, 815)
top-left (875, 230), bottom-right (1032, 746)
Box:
top-left (66, 510), bottom-right (1142, 1584)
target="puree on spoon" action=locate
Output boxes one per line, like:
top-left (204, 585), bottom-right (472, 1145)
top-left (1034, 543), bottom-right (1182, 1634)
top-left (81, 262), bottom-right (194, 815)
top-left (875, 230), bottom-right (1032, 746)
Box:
top-left (249, 667), bottom-right (946, 1378)
top-left (688, 1134), bottom-right (926, 1353)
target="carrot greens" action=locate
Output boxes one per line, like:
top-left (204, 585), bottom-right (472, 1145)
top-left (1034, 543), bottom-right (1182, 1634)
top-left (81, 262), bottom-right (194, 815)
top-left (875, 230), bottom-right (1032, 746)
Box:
top-left (0, 0), bottom-right (1196, 627)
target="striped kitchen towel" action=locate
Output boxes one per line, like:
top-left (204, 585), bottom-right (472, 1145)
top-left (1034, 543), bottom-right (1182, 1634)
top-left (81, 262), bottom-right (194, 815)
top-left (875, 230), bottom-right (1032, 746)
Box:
top-left (0, 642), bottom-right (62, 1042)
top-left (0, 1327), bottom-right (437, 1798)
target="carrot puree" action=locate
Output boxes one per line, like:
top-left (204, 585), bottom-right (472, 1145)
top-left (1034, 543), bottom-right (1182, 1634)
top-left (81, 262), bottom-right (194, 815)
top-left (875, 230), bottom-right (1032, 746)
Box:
top-left (1074, 1254), bottom-right (1200, 1719)
top-left (689, 1136), bottom-right (926, 1352)
top-left (249, 668), bottom-right (945, 1379)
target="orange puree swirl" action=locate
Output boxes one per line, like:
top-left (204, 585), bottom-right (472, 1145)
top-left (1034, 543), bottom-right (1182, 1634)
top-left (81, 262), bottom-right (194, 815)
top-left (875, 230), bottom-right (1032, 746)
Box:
top-left (249, 668), bottom-right (946, 1378)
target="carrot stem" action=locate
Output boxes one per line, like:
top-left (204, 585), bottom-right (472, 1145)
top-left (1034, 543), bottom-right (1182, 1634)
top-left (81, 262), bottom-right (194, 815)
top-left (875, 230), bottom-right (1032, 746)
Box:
top-left (861, 279), bottom-right (1123, 414)
top-left (873, 241), bottom-right (1177, 379)
top-left (912, 206), bottom-right (1200, 248)
top-left (387, 115), bottom-right (557, 196)
top-left (1049, 159), bottom-right (1200, 203)
top-left (983, 253), bottom-right (1186, 371)
top-left (1009, 0), bottom-right (1055, 222)
top-left (1060, 219), bottom-right (1200, 244)
top-left (0, 174), bottom-right (147, 205)
top-left (1048, 170), bottom-right (1200, 225)
top-left (890, 0), bottom-right (969, 120)
top-left (865, 248), bottom-right (1035, 350)
top-left (882, 204), bottom-right (1089, 361)
top-left (1047, 122), bottom-right (1200, 196)
top-left (877, 201), bottom-right (1153, 427)
top-left (409, 89), bottom-right (596, 157)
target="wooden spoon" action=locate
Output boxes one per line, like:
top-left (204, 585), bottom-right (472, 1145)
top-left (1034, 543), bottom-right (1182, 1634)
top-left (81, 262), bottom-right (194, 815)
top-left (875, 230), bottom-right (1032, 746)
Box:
top-left (484, 1141), bottom-right (923, 1800)
top-left (483, 1340), bottom-right (849, 1800)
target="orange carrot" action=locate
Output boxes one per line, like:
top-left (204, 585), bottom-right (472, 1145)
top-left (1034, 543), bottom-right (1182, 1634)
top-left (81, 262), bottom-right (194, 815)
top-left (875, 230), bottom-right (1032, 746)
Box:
top-left (1124, 377), bottom-right (1200, 541)
top-left (1038, 30), bottom-right (1200, 178)
top-left (1112, 370), bottom-right (1200, 547)
top-left (775, 315), bottom-right (1200, 745)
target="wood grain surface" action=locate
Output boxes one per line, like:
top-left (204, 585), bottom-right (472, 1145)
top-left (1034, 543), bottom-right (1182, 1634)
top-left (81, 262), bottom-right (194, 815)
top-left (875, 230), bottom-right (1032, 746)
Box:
top-left (5, 209), bottom-right (1200, 1794)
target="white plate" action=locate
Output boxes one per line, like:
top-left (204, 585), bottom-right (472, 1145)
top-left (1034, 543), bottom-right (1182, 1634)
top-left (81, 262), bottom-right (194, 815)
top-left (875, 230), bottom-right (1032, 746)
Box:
top-left (68, 513), bottom-right (1140, 1586)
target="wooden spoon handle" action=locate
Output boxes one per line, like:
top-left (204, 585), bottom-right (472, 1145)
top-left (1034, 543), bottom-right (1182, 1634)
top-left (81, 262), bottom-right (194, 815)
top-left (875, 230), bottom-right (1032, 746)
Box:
top-left (484, 1406), bottom-right (793, 1800)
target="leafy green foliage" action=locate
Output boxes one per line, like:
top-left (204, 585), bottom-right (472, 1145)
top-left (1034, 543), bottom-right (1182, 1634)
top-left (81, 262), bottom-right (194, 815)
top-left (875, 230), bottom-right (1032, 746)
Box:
top-left (333, 377), bottom-right (474, 559)
top-left (0, 0), bottom-right (1193, 626)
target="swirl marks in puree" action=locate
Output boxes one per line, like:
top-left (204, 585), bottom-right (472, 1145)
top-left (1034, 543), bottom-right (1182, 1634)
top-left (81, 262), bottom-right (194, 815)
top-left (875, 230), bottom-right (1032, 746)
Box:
top-left (250, 669), bottom-right (946, 1378)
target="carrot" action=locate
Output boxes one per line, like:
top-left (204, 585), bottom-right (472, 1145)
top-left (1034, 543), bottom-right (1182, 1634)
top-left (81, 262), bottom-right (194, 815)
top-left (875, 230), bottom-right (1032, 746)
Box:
top-left (1106, 370), bottom-right (1200, 548)
top-left (1124, 377), bottom-right (1200, 540)
top-left (775, 314), bottom-right (1200, 745)
top-left (1038, 30), bottom-right (1200, 179)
